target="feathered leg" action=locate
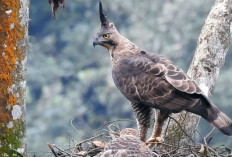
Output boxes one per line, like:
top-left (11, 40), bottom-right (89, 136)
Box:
top-left (146, 110), bottom-right (170, 147)
top-left (131, 103), bottom-right (152, 142)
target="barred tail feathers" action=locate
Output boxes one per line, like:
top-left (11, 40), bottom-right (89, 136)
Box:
top-left (207, 105), bottom-right (232, 136)
top-left (187, 96), bottom-right (232, 136)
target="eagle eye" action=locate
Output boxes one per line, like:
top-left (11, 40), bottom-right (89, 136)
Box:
top-left (103, 34), bottom-right (110, 39)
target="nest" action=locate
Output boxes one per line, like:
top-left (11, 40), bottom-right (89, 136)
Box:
top-left (47, 119), bottom-right (232, 157)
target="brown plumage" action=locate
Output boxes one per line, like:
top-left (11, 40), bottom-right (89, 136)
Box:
top-left (101, 128), bottom-right (154, 157)
top-left (93, 1), bottom-right (232, 145)
top-left (48, 0), bottom-right (65, 18)
top-left (101, 135), bottom-right (154, 157)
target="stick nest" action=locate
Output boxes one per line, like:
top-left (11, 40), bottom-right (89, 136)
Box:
top-left (47, 119), bottom-right (232, 157)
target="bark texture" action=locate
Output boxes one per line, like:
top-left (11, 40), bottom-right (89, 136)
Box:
top-left (0, 0), bottom-right (29, 156)
top-left (164, 0), bottom-right (232, 147)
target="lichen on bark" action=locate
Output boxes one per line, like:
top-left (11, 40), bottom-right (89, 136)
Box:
top-left (0, 0), bottom-right (29, 156)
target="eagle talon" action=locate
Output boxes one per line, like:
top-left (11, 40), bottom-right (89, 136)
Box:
top-left (146, 137), bottom-right (163, 148)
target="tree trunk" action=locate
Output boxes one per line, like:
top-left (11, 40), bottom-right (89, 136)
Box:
top-left (164, 0), bottom-right (232, 147)
top-left (0, 0), bottom-right (29, 156)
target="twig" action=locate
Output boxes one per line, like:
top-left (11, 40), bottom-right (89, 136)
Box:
top-left (159, 148), bottom-right (178, 157)
top-left (201, 127), bottom-right (215, 156)
top-left (188, 145), bottom-right (200, 157)
top-left (53, 144), bottom-right (72, 156)
top-left (71, 118), bottom-right (79, 134)
top-left (96, 119), bottom-right (136, 133)
top-left (168, 116), bottom-right (195, 143)
top-left (74, 133), bottom-right (106, 149)
top-left (204, 127), bottom-right (215, 145)
top-left (156, 142), bottom-right (189, 149)
top-left (207, 146), bottom-right (220, 157)
top-left (195, 142), bottom-right (220, 157)
top-left (47, 143), bottom-right (59, 157)
top-left (194, 127), bottom-right (204, 139)
top-left (108, 123), bottom-right (121, 139)
top-left (108, 123), bottom-right (120, 133)
top-left (83, 147), bottom-right (104, 156)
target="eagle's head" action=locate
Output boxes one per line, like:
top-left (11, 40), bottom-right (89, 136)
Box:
top-left (93, 1), bottom-right (120, 50)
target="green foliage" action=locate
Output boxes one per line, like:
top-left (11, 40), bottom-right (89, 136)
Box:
top-left (27, 0), bottom-right (232, 154)
top-left (0, 120), bottom-right (25, 157)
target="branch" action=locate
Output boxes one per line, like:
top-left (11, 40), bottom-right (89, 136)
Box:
top-left (165, 0), bottom-right (232, 147)
top-left (188, 0), bottom-right (232, 96)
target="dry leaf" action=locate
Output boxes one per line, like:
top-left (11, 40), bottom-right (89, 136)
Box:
top-left (92, 140), bottom-right (105, 148)
top-left (77, 151), bottom-right (87, 155)
top-left (199, 144), bottom-right (210, 156)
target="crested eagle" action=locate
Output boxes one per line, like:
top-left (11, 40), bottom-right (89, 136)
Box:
top-left (93, 1), bottom-right (232, 146)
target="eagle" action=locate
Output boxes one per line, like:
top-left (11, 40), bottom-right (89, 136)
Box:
top-left (93, 1), bottom-right (232, 146)
top-left (100, 128), bottom-right (154, 157)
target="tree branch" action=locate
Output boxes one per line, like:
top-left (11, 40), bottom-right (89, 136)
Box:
top-left (165, 0), bottom-right (232, 147)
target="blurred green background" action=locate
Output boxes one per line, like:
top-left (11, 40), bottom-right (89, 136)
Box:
top-left (27, 0), bottom-right (232, 156)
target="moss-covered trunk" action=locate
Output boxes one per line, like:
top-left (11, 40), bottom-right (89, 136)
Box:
top-left (0, 0), bottom-right (29, 156)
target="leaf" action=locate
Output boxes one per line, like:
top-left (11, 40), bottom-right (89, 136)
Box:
top-left (92, 140), bottom-right (105, 148)
top-left (199, 144), bottom-right (205, 154)
top-left (48, 0), bottom-right (65, 18)
top-left (77, 151), bottom-right (87, 155)
top-left (199, 144), bottom-right (210, 156)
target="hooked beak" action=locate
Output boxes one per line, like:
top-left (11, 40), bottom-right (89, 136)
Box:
top-left (93, 38), bottom-right (99, 47)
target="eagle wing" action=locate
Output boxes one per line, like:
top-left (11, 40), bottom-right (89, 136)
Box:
top-left (112, 53), bottom-right (202, 112)
top-left (149, 53), bottom-right (202, 95)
